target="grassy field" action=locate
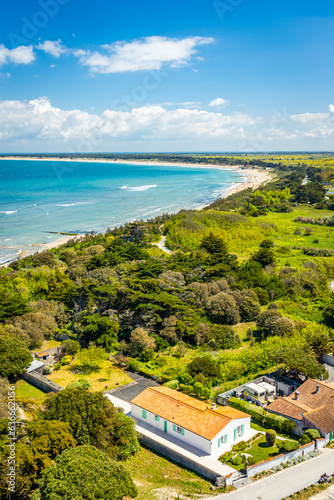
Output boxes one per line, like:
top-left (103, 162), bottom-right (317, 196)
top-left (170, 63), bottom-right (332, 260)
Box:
top-left (46, 359), bottom-right (133, 391)
top-left (167, 204), bottom-right (334, 271)
top-left (124, 446), bottom-right (220, 500)
top-left (14, 379), bottom-right (46, 404)
top-left (32, 339), bottom-right (62, 353)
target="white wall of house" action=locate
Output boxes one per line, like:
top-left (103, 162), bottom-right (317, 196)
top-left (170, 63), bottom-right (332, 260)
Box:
top-left (211, 416), bottom-right (251, 456)
top-left (131, 403), bottom-right (212, 454)
top-left (131, 403), bottom-right (250, 456)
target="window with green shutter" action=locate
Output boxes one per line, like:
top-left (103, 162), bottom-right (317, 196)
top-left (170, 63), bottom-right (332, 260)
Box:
top-left (241, 424), bottom-right (245, 436)
top-left (234, 428), bottom-right (237, 441)
top-left (154, 415), bottom-right (160, 422)
top-left (173, 424), bottom-right (184, 435)
top-left (142, 410), bottom-right (147, 419)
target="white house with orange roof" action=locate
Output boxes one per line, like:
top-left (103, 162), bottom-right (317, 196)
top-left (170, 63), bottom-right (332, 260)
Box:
top-left (131, 386), bottom-right (251, 455)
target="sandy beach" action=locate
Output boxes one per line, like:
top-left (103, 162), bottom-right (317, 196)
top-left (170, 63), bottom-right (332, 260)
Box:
top-left (0, 156), bottom-right (272, 267)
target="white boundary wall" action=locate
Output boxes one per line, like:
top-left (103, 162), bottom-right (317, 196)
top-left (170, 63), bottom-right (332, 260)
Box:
top-left (246, 442), bottom-right (316, 477)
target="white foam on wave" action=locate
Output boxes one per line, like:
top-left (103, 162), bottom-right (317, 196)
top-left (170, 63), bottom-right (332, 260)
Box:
top-left (5, 238), bottom-right (13, 241)
top-left (0, 210), bottom-right (17, 214)
top-left (57, 201), bottom-right (95, 207)
top-left (121, 184), bottom-right (157, 192)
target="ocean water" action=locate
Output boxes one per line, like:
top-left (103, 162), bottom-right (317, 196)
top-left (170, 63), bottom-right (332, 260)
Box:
top-left (0, 159), bottom-right (245, 265)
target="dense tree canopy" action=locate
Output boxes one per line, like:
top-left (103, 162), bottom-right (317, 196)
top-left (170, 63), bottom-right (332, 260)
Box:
top-left (42, 387), bottom-right (139, 460)
top-left (37, 446), bottom-right (138, 500)
top-left (0, 329), bottom-right (32, 377)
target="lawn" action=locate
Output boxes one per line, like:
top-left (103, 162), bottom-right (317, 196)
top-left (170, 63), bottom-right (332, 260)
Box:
top-left (124, 446), bottom-right (220, 499)
top-left (32, 339), bottom-right (62, 353)
top-left (46, 359), bottom-right (133, 391)
top-left (14, 379), bottom-right (46, 404)
top-left (246, 435), bottom-right (290, 464)
top-left (225, 433), bottom-right (300, 471)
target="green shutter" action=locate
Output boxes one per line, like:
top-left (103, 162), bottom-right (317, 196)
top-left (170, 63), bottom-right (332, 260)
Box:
top-left (241, 424), bottom-right (245, 436)
top-left (218, 437), bottom-right (221, 448)
top-left (155, 415), bottom-right (160, 422)
top-left (234, 428), bottom-right (237, 441)
top-left (173, 424), bottom-right (176, 432)
top-left (181, 428), bottom-right (184, 436)
top-left (225, 433), bottom-right (228, 443)
top-left (142, 410), bottom-right (147, 419)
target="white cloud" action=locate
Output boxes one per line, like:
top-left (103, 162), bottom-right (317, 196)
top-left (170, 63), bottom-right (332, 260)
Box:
top-left (208, 97), bottom-right (230, 108)
top-left (290, 112), bottom-right (329, 124)
top-left (329, 104), bottom-right (334, 113)
top-left (37, 40), bottom-right (68, 58)
top-left (74, 36), bottom-right (214, 73)
top-left (0, 45), bottom-right (35, 66)
top-left (0, 99), bottom-right (333, 151)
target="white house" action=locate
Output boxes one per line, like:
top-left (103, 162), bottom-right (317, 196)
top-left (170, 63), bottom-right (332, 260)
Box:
top-left (131, 386), bottom-right (251, 455)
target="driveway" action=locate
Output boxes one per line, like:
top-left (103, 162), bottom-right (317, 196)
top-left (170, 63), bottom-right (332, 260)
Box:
top-left (105, 371), bottom-right (160, 403)
top-left (207, 450), bottom-right (334, 500)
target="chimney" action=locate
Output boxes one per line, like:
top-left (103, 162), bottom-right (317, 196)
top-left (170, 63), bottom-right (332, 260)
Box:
top-left (320, 374), bottom-right (324, 381)
top-left (295, 390), bottom-right (300, 401)
top-left (212, 403), bottom-right (216, 410)
top-left (316, 385), bottom-right (320, 393)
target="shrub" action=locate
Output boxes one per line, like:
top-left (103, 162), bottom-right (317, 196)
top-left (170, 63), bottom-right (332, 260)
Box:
top-left (232, 441), bottom-right (247, 452)
top-left (179, 384), bottom-right (193, 394)
top-left (44, 365), bottom-right (53, 375)
top-left (219, 451), bottom-right (233, 463)
top-left (266, 430), bottom-right (276, 447)
top-left (127, 359), bottom-right (140, 372)
top-left (278, 440), bottom-right (299, 452)
top-left (67, 379), bottom-right (91, 390)
top-left (231, 455), bottom-right (242, 466)
top-left (188, 356), bottom-right (220, 380)
top-left (300, 429), bottom-right (321, 444)
top-left (163, 379), bottom-right (179, 390)
top-left (62, 339), bottom-right (80, 356)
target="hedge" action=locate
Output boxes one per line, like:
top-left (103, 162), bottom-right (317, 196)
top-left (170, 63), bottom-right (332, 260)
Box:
top-left (228, 397), bottom-right (295, 433)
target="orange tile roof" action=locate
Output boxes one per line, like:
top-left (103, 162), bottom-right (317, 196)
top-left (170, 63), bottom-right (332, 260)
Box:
top-left (36, 351), bottom-right (48, 357)
top-left (131, 386), bottom-right (249, 440)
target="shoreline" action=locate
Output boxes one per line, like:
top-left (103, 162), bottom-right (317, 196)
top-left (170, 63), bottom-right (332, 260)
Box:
top-left (0, 157), bottom-right (272, 267)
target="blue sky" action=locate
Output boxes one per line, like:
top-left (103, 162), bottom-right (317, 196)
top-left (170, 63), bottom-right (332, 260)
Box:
top-left (0, 0), bottom-right (333, 152)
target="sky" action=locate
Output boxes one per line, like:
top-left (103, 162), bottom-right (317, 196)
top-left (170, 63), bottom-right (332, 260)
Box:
top-left (0, 0), bottom-right (333, 152)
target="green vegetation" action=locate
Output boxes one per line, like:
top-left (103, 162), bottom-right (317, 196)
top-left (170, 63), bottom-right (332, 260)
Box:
top-left (124, 446), bottom-right (219, 499)
top-left (219, 433), bottom-right (299, 470)
top-left (2, 153), bottom-right (334, 497)
top-left (37, 445), bottom-right (137, 500)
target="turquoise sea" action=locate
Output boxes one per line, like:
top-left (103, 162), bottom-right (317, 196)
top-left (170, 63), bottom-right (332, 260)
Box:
top-left (0, 159), bottom-right (245, 265)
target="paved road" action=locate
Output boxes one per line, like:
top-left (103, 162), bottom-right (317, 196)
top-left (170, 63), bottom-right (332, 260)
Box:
top-left (207, 450), bottom-right (334, 500)
top-left (152, 236), bottom-right (172, 254)
top-left (105, 372), bottom-right (160, 403)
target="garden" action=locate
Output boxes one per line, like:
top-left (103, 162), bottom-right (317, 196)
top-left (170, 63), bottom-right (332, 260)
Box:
top-left (219, 430), bottom-right (300, 471)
